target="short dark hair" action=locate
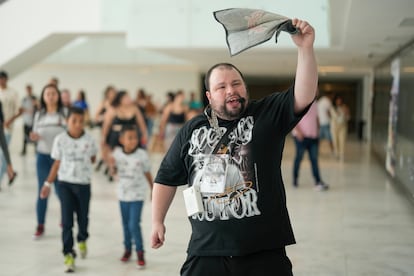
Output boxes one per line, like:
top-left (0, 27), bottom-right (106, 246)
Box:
top-left (0, 70), bottom-right (8, 79)
top-left (120, 124), bottom-right (138, 136)
top-left (68, 106), bottom-right (84, 117)
top-left (204, 63), bottom-right (245, 91)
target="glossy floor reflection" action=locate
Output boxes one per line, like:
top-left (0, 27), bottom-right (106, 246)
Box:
top-left (1, 132), bottom-right (414, 276)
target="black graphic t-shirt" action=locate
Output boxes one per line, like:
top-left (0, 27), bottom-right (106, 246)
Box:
top-left (155, 86), bottom-right (308, 256)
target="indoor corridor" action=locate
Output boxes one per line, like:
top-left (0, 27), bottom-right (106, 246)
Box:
top-left (1, 132), bottom-right (413, 276)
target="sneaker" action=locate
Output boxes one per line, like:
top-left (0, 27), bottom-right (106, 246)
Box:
top-left (78, 241), bottom-right (87, 259)
top-left (120, 250), bottom-right (131, 262)
top-left (33, 225), bottom-right (44, 239)
top-left (64, 253), bottom-right (75, 273)
top-left (136, 251), bottom-right (145, 269)
top-left (315, 182), bottom-right (329, 191)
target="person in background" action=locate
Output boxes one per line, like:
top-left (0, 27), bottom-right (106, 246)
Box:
top-left (0, 70), bottom-right (20, 186)
top-left (330, 95), bottom-right (350, 161)
top-left (20, 84), bottom-right (38, 156)
top-left (144, 95), bottom-right (157, 139)
top-left (159, 92), bottom-right (175, 116)
top-left (0, 100), bottom-right (17, 189)
top-left (102, 91), bottom-right (148, 151)
top-left (188, 91), bottom-right (203, 112)
top-left (136, 89), bottom-right (157, 140)
top-left (158, 90), bottom-right (188, 150)
top-left (94, 86), bottom-right (116, 128)
top-left (186, 91), bottom-right (203, 121)
top-left (136, 89), bottom-right (148, 115)
top-left (30, 84), bottom-right (66, 239)
top-left (101, 91), bottom-right (148, 181)
top-left (49, 77), bottom-right (59, 87)
top-left (60, 89), bottom-right (72, 117)
top-left (94, 85), bottom-right (116, 172)
top-left (292, 101), bottom-right (328, 191)
top-left (151, 18), bottom-right (317, 276)
top-left (317, 93), bottom-right (334, 154)
top-left (73, 90), bottom-right (91, 125)
top-left (108, 124), bottom-right (153, 269)
top-left (40, 107), bottom-right (97, 273)
top-left (136, 89), bottom-right (150, 135)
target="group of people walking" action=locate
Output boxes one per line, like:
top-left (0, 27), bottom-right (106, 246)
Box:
top-left (292, 92), bottom-right (350, 190)
top-left (31, 83), bottom-right (202, 272)
top-left (0, 71), bottom-right (201, 272)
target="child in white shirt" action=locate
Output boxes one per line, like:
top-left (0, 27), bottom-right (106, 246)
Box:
top-left (40, 107), bottom-right (97, 273)
top-left (109, 124), bottom-right (153, 269)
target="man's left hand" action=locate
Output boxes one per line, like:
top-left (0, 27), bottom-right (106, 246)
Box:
top-left (291, 18), bottom-right (315, 49)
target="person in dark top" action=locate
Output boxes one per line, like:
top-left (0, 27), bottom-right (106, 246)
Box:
top-left (158, 91), bottom-right (188, 150)
top-left (151, 18), bottom-right (317, 276)
top-left (101, 91), bottom-right (148, 181)
top-left (94, 86), bottom-right (116, 172)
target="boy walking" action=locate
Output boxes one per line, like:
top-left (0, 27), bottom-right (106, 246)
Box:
top-left (41, 107), bottom-right (98, 272)
top-left (109, 124), bottom-right (153, 269)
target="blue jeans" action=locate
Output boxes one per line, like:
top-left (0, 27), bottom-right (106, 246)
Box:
top-left (319, 124), bottom-right (332, 141)
top-left (59, 181), bottom-right (91, 255)
top-left (120, 201), bottom-right (144, 251)
top-left (36, 153), bottom-right (60, 225)
top-left (0, 132), bottom-right (11, 183)
top-left (146, 118), bottom-right (154, 138)
top-left (293, 137), bottom-right (321, 185)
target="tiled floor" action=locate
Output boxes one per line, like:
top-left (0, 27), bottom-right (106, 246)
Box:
top-left (1, 130), bottom-right (414, 276)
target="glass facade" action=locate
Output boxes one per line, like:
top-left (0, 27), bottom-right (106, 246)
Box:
top-left (372, 43), bottom-right (414, 197)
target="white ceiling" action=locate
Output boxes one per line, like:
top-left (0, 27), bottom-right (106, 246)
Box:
top-left (42, 0), bottom-right (414, 78)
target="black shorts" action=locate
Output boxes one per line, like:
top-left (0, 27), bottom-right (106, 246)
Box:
top-left (106, 130), bottom-right (120, 149)
top-left (180, 248), bottom-right (293, 276)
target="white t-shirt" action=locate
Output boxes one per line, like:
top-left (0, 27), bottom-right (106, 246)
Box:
top-left (317, 96), bottom-right (333, 126)
top-left (113, 147), bottom-right (151, 202)
top-left (0, 87), bottom-right (19, 132)
top-left (51, 131), bottom-right (98, 184)
top-left (33, 111), bottom-right (66, 154)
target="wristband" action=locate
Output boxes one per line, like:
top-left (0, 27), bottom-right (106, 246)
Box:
top-left (44, 181), bottom-right (52, 188)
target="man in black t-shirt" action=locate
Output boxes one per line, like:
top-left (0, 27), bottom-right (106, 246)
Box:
top-left (152, 18), bottom-right (318, 276)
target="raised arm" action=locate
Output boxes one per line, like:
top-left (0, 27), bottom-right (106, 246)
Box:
top-left (291, 18), bottom-right (318, 113)
top-left (151, 183), bottom-right (177, 249)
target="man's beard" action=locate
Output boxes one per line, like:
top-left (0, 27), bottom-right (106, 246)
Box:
top-left (215, 101), bottom-right (246, 121)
